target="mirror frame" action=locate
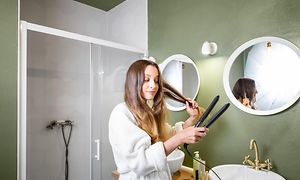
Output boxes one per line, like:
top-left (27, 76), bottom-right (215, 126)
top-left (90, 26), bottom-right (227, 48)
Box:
top-left (160, 54), bottom-right (200, 111)
top-left (223, 36), bottom-right (300, 115)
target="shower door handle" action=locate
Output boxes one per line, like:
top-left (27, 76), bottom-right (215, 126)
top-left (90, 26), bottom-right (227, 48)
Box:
top-left (94, 139), bottom-right (100, 160)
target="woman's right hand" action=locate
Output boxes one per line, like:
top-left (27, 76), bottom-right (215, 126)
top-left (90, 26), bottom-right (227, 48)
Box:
top-left (176, 126), bottom-right (208, 144)
top-left (163, 126), bottom-right (208, 155)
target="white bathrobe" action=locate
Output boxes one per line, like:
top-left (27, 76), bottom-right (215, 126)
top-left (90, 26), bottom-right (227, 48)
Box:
top-left (109, 102), bottom-right (183, 180)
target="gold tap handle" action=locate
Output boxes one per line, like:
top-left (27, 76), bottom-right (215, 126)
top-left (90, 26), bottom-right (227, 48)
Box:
top-left (243, 155), bottom-right (250, 164)
top-left (265, 159), bottom-right (272, 170)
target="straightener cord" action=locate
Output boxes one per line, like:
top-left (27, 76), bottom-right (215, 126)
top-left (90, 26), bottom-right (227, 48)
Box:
top-left (183, 144), bottom-right (222, 180)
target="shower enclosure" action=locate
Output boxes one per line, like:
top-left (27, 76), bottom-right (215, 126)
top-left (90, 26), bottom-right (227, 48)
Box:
top-left (19, 21), bottom-right (146, 180)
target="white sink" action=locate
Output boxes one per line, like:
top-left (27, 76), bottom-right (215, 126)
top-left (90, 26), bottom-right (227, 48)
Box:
top-left (209, 164), bottom-right (285, 180)
top-left (167, 149), bottom-right (185, 174)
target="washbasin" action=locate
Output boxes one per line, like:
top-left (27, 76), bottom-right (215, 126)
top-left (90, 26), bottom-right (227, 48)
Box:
top-left (209, 164), bottom-right (285, 180)
top-left (167, 149), bottom-right (185, 174)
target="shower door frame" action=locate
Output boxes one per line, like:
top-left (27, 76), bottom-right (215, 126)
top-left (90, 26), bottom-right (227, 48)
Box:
top-left (18, 20), bottom-right (147, 180)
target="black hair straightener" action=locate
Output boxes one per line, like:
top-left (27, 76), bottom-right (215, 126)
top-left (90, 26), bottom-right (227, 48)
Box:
top-left (194, 95), bottom-right (230, 129)
top-left (184, 95), bottom-right (230, 148)
top-left (183, 95), bottom-right (230, 180)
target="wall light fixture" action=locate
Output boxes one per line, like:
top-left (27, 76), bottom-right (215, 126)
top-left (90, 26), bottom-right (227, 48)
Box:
top-left (201, 41), bottom-right (218, 55)
top-left (142, 56), bottom-right (156, 62)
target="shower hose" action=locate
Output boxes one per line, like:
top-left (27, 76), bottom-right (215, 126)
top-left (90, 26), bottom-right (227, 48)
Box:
top-left (61, 124), bottom-right (73, 180)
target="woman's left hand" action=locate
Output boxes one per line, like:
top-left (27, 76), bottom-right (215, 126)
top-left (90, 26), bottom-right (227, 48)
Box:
top-left (186, 99), bottom-right (199, 116)
top-left (183, 99), bottom-right (204, 128)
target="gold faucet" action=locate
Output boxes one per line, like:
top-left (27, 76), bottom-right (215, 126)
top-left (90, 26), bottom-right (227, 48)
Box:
top-left (243, 139), bottom-right (272, 171)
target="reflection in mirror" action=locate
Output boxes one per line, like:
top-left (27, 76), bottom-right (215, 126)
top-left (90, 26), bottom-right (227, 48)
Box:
top-left (159, 54), bottom-right (200, 111)
top-left (232, 77), bottom-right (257, 110)
top-left (224, 37), bottom-right (300, 115)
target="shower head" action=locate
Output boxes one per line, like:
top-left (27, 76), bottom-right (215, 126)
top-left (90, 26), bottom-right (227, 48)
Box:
top-left (46, 120), bottom-right (73, 129)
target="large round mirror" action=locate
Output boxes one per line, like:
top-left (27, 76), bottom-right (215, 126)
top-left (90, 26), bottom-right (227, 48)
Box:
top-left (224, 36), bottom-right (300, 115)
top-left (159, 54), bottom-right (200, 111)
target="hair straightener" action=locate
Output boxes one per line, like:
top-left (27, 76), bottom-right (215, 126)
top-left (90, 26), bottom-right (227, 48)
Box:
top-left (184, 95), bottom-right (230, 147)
top-left (183, 95), bottom-right (230, 180)
top-left (194, 95), bottom-right (230, 129)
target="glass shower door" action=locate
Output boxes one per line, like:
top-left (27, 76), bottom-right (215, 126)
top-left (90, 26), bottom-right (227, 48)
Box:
top-left (26, 31), bottom-right (92, 180)
top-left (91, 44), bottom-right (143, 180)
top-left (21, 21), bottom-right (145, 180)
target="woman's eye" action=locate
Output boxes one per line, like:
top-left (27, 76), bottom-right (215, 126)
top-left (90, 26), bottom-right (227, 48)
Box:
top-left (143, 77), bottom-right (158, 83)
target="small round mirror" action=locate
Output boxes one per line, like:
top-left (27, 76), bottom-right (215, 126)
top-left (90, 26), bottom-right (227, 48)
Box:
top-left (159, 54), bottom-right (200, 111)
top-left (224, 36), bottom-right (300, 115)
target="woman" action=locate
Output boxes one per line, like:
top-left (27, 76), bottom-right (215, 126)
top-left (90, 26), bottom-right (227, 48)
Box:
top-left (109, 59), bottom-right (208, 179)
top-left (232, 77), bottom-right (257, 109)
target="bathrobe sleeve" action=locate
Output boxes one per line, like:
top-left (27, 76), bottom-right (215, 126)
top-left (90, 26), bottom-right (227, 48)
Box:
top-left (108, 103), bottom-right (168, 177)
top-left (164, 121), bottom-right (184, 139)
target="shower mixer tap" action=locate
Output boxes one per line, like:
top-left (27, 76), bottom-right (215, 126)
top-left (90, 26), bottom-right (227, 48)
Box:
top-left (46, 119), bottom-right (74, 180)
top-left (46, 120), bottom-right (73, 129)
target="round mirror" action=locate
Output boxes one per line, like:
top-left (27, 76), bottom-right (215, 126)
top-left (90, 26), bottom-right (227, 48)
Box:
top-left (159, 54), bottom-right (200, 111)
top-left (224, 36), bottom-right (300, 115)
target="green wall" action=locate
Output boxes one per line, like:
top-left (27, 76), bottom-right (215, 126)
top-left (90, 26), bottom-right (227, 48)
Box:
top-left (148, 0), bottom-right (300, 179)
top-left (0, 0), bottom-right (18, 179)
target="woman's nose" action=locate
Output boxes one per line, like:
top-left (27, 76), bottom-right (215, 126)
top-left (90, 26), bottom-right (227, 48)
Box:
top-left (149, 80), bottom-right (155, 89)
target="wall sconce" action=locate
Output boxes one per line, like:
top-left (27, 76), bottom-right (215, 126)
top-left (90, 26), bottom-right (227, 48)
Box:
top-left (142, 56), bottom-right (156, 62)
top-left (201, 41), bottom-right (218, 55)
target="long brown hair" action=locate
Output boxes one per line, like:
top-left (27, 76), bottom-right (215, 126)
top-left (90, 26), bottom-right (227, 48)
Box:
top-left (124, 59), bottom-right (191, 143)
top-left (124, 60), bottom-right (168, 143)
top-left (162, 80), bottom-right (190, 104)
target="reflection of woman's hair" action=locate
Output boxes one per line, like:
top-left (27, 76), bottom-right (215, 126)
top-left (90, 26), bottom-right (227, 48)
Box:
top-left (124, 60), bottom-right (188, 143)
top-left (232, 77), bottom-right (256, 103)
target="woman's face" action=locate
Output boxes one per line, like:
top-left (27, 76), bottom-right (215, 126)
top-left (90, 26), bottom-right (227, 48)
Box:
top-left (141, 65), bottom-right (159, 100)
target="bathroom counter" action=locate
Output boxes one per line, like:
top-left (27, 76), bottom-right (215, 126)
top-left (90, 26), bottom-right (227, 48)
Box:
top-left (173, 166), bottom-right (194, 180)
top-left (112, 166), bottom-right (196, 180)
